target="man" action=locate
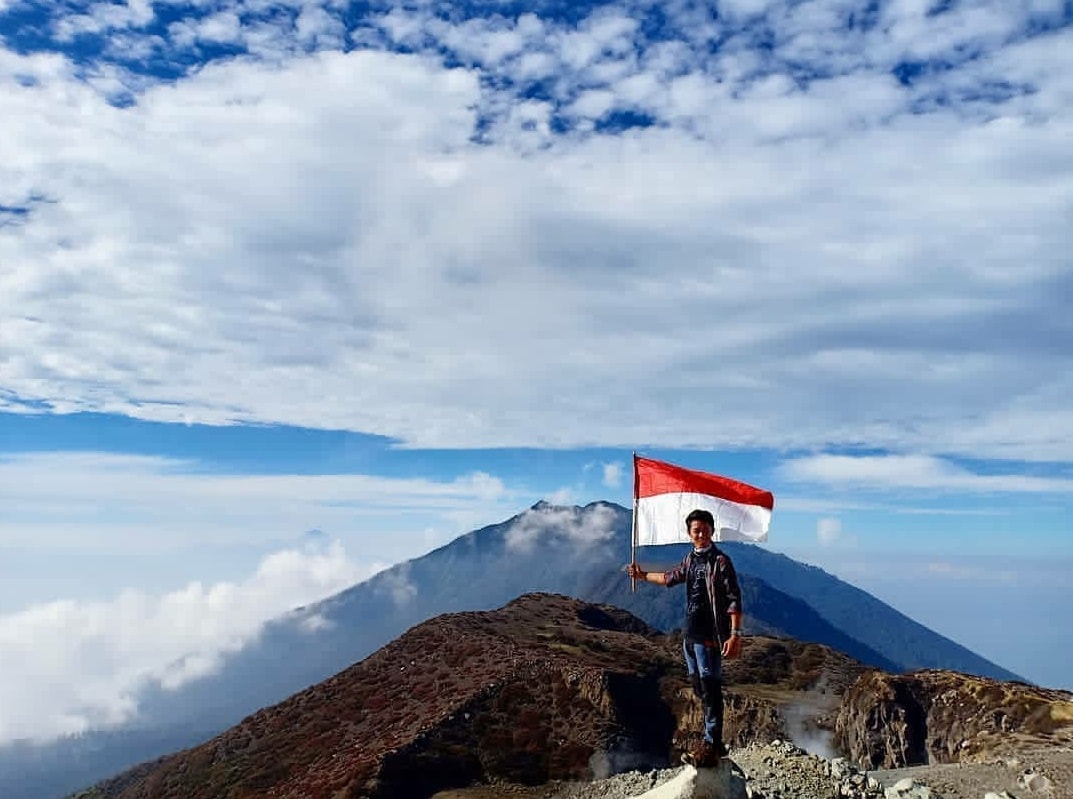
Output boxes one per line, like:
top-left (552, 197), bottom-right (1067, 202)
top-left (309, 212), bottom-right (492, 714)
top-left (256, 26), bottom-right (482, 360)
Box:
top-left (626, 508), bottom-right (743, 768)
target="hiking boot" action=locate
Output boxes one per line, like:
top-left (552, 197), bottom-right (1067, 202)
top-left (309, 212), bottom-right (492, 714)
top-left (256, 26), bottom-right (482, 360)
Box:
top-left (693, 740), bottom-right (727, 768)
top-left (692, 740), bottom-right (714, 767)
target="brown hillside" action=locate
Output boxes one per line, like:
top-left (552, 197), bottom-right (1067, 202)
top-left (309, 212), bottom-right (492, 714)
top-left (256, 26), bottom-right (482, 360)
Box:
top-left (74, 593), bottom-right (869, 799)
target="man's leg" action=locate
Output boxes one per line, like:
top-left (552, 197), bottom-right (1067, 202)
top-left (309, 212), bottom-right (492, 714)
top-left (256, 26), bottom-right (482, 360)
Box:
top-left (682, 640), bottom-right (725, 766)
top-left (693, 642), bottom-right (725, 758)
top-left (681, 640), bottom-right (707, 766)
top-left (682, 638), bottom-right (706, 703)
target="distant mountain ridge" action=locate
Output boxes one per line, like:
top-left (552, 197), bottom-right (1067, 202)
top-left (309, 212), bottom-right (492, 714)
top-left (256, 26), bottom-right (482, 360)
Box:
top-left (0, 501), bottom-right (1023, 799)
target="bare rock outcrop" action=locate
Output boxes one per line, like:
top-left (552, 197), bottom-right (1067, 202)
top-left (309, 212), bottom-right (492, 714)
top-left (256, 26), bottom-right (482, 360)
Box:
top-left (834, 669), bottom-right (1073, 769)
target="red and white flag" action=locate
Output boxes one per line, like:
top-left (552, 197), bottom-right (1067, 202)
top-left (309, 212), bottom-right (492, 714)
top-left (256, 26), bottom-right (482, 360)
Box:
top-left (633, 455), bottom-right (774, 545)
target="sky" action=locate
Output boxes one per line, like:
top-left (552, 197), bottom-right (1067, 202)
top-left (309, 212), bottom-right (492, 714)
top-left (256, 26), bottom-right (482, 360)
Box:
top-left (1, 0), bottom-right (1072, 746)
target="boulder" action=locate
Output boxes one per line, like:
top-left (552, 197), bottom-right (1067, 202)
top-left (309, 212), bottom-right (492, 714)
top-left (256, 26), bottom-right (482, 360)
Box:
top-left (633, 763), bottom-right (748, 799)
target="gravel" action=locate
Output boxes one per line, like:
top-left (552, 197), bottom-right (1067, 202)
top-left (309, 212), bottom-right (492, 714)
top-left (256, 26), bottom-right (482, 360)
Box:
top-left (434, 740), bottom-right (1073, 799)
top-left (538, 741), bottom-right (1070, 799)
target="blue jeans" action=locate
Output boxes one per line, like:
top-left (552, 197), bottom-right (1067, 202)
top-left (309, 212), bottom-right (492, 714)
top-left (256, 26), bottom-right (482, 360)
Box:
top-left (682, 639), bottom-right (723, 745)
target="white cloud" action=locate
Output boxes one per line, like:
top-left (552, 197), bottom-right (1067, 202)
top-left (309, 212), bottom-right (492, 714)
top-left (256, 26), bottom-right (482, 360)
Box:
top-left (780, 454), bottom-right (1073, 494)
top-left (298, 612), bottom-right (333, 633)
top-left (545, 487), bottom-right (577, 506)
top-left (51, 0), bottom-right (155, 40)
top-left (295, 5), bottom-right (345, 49)
top-left (602, 461), bottom-right (624, 489)
top-left (197, 11), bottom-right (243, 44)
top-left (816, 517), bottom-right (842, 546)
top-left (1, 3), bottom-right (1072, 468)
top-left (504, 502), bottom-right (618, 553)
top-left (372, 8), bottom-right (430, 49)
top-left (0, 539), bottom-right (371, 744)
top-left (567, 88), bottom-right (616, 119)
top-left (374, 562), bottom-right (418, 607)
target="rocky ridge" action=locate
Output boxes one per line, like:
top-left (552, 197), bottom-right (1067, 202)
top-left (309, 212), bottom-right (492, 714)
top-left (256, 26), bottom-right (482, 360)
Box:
top-left (836, 669), bottom-right (1073, 769)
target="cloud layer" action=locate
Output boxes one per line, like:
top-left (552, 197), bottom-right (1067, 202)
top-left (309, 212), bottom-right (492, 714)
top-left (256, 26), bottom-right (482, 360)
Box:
top-left (0, 451), bottom-right (511, 554)
top-left (780, 453), bottom-right (1073, 493)
top-left (0, 0), bottom-right (1070, 459)
top-left (0, 538), bottom-right (369, 743)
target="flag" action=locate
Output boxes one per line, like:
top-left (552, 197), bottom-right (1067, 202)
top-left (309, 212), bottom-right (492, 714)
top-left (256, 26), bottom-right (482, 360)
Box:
top-left (633, 455), bottom-right (774, 545)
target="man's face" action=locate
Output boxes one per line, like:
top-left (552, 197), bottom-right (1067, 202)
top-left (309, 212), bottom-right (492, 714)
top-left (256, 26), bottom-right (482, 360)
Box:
top-left (687, 519), bottom-right (714, 549)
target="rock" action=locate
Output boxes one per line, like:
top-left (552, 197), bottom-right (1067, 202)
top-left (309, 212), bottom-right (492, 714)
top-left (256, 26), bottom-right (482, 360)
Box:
top-left (629, 763), bottom-right (748, 799)
top-left (835, 670), bottom-right (1073, 769)
top-left (1019, 769), bottom-right (1053, 792)
top-left (884, 777), bottom-right (932, 799)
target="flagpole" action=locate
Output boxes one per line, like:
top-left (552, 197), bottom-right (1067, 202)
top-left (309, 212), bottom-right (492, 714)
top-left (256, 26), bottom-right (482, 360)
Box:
top-left (630, 452), bottom-right (638, 593)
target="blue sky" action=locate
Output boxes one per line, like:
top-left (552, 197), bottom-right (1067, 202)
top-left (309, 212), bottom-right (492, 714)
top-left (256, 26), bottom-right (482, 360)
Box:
top-left (1, 0), bottom-right (1072, 744)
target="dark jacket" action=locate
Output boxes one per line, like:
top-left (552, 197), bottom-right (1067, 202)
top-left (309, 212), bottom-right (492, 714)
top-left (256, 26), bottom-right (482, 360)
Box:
top-left (664, 546), bottom-right (742, 644)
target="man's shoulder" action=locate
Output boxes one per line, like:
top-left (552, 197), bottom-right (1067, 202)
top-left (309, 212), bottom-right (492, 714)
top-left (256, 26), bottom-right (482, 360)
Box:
top-left (674, 549), bottom-right (694, 570)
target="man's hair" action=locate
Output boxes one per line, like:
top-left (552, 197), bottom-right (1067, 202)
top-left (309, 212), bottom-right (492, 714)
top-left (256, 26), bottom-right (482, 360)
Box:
top-left (684, 509), bottom-right (715, 530)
